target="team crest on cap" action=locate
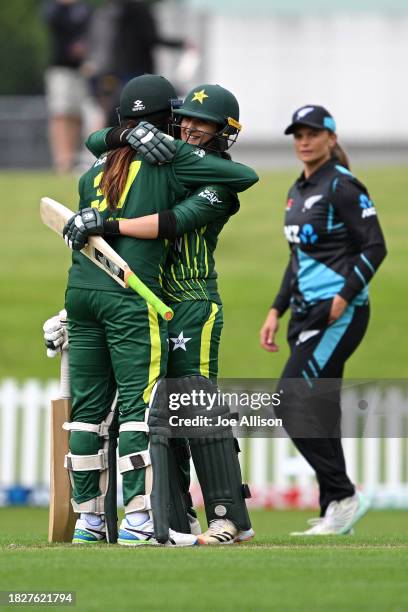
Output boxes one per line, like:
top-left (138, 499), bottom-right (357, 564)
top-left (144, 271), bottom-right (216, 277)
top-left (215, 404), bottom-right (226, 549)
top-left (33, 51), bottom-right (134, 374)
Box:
top-left (191, 89), bottom-right (209, 104)
top-left (296, 106), bottom-right (314, 120)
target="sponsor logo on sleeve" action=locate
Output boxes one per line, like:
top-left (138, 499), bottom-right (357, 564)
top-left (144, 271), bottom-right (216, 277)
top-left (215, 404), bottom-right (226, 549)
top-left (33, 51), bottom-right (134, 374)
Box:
top-left (359, 194), bottom-right (377, 218)
top-left (198, 189), bottom-right (221, 204)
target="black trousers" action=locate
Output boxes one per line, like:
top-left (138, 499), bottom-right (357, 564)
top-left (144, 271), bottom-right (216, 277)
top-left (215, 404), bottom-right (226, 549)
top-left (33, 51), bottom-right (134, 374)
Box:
top-left (277, 300), bottom-right (370, 515)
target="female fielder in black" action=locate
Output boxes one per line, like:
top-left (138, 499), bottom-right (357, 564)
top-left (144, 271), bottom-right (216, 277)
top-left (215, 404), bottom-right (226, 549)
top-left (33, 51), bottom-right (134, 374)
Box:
top-left (260, 105), bottom-right (387, 535)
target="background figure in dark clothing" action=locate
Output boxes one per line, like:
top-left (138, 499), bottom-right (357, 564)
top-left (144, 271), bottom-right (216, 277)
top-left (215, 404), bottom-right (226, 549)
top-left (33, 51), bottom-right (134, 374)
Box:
top-left (87, 0), bottom-right (187, 125)
top-left (43, 0), bottom-right (102, 173)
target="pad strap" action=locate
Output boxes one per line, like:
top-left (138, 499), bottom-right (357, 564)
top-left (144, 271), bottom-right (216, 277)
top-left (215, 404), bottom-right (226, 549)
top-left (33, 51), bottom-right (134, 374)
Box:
top-left (64, 449), bottom-right (108, 471)
top-left (124, 494), bottom-right (152, 513)
top-left (72, 496), bottom-right (105, 514)
top-left (118, 450), bottom-right (151, 474)
top-left (63, 412), bottom-right (114, 439)
top-left (119, 420), bottom-right (149, 433)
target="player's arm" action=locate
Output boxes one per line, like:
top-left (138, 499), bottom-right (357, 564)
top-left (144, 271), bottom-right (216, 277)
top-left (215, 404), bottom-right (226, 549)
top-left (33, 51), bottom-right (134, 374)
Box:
top-left (170, 143), bottom-right (259, 193)
top-left (67, 186), bottom-right (238, 245)
top-left (260, 257), bottom-right (294, 352)
top-left (85, 127), bottom-right (259, 192)
top-left (85, 123), bottom-right (176, 164)
top-left (332, 178), bottom-right (387, 305)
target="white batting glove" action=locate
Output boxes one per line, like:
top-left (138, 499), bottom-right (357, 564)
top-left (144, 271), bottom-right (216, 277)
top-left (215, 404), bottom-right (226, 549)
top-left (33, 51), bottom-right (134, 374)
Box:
top-left (43, 309), bottom-right (68, 357)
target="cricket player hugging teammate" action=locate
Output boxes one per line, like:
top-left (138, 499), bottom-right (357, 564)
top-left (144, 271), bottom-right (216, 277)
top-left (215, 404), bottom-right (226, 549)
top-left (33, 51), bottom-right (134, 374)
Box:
top-left (42, 74), bottom-right (259, 548)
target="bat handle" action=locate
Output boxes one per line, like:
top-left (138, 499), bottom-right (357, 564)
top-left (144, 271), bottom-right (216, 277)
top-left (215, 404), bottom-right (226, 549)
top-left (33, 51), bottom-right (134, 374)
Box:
top-left (60, 349), bottom-right (71, 400)
top-left (126, 273), bottom-right (174, 321)
top-left (59, 314), bottom-right (71, 399)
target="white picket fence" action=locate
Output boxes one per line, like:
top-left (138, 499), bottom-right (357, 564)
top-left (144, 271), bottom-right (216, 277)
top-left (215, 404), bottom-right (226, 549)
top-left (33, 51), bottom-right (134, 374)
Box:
top-left (0, 379), bottom-right (407, 508)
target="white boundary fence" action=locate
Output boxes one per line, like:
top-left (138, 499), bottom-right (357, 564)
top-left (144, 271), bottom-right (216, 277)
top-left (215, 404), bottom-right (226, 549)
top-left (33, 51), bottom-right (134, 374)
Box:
top-left (1, 379), bottom-right (407, 508)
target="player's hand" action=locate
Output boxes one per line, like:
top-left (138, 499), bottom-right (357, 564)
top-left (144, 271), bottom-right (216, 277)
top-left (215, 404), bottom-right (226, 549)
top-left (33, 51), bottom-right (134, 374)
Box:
top-left (63, 208), bottom-right (103, 250)
top-left (328, 295), bottom-right (348, 324)
top-left (126, 121), bottom-right (176, 164)
top-left (43, 309), bottom-right (68, 357)
top-left (260, 308), bottom-right (280, 352)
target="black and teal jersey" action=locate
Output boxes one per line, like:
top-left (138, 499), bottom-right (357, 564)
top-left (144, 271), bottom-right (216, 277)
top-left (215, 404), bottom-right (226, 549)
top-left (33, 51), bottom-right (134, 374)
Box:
top-left (272, 159), bottom-right (387, 315)
top-left (161, 184), bottom-right (240, 303)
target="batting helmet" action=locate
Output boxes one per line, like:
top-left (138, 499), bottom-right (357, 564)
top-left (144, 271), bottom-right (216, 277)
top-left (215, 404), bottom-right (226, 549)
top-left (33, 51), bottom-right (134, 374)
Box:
top-left (173, 84), bottom-right (242, 151)
top-left (119, 74), bottom-right (177, 121)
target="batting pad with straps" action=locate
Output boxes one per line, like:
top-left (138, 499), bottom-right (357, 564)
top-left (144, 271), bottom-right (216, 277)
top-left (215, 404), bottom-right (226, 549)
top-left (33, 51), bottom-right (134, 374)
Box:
top-left (63, 408), bottom-right (115, 516)
top-left (119, 415), bottom-right (153, 513)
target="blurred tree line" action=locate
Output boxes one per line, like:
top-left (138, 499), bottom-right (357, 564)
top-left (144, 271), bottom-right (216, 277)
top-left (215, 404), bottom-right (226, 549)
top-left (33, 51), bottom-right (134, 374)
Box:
top-left (0, 0), bottom-right (102, 95)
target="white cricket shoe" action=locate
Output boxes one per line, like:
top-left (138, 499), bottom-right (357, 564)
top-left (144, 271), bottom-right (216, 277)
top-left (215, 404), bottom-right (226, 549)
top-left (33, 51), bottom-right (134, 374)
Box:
top-left (72, 514), bottom-right (106, 544)
top-left (118, 517), bottom-right (197, 547)
top-left (235, 527), bottom-right (255, 543)
top-left (197, 519), bottom-right (238, 545)
top-left (188, 513), bottom-right (202, 536)
top-left (290, 491), bottom-right (370, 535)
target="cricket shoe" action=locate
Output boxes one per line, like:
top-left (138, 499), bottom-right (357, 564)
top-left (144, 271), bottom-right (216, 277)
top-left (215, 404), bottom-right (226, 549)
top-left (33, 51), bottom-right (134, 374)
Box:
top-left (235, 527), bottom-right (255, 543)
top-left (72, 514), bottom-right (106, 544)
top-left (118, 517), bottom-right (197, 547)
top-left (290, 491), bottom-right (370, 535)
top-left (197, 519), bottom-right (238, 545)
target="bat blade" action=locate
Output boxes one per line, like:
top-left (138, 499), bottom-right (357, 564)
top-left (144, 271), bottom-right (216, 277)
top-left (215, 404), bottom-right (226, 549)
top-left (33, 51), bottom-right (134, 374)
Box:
top-left (40, 197), bottom-right (173, 320)
top-left (40, 197), bottom-right (130, 288)
top-left (48, 398), bottom-right (76, 543)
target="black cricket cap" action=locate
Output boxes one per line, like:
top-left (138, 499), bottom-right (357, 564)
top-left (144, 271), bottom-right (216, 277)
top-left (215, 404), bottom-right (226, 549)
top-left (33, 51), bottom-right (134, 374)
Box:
top-left (284, 105), bottom-right (336, 135)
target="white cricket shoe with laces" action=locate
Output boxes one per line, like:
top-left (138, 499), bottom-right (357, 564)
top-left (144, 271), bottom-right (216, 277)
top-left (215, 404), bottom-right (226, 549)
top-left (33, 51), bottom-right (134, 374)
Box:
top-left (290, 491), bottom-right (370, 535)
top-left (197, 518), bottom-right (238, 545)
top-left (118, 516), bottom-right (197, 547)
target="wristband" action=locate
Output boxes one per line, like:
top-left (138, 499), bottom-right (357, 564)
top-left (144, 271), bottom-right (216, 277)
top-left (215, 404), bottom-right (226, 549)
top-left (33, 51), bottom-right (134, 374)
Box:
top-left (103, 220), bottom-right (120, 236)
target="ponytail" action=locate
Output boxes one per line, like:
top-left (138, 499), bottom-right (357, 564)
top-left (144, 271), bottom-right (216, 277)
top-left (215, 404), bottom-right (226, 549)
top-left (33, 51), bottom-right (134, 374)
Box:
top-left (331, 142), bottom-right (350, 170)
top-left (100, 147), bottom-right (135, 211)
top-left (100, 119), bottom-right (139, 211)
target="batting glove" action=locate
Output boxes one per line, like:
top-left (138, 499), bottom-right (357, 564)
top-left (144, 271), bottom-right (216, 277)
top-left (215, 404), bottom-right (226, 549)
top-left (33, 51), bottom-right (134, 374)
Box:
top-left (43, 309), bottom-right (68, 358)
top-left (126, 121), bottom-right (176, 164)
top-left (63, 208), bottom-right (103, 250)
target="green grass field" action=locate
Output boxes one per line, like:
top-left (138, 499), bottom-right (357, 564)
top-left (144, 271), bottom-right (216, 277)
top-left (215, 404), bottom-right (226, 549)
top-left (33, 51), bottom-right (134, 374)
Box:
top-left (0, 508), bottom-right (407, 611)
top-left (0, 166), bottom-right (406, 380)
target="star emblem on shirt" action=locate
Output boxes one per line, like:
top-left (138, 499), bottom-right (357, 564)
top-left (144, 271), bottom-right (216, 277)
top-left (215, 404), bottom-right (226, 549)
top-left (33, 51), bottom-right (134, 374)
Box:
top-left (170, 331), bottom-right (192, 351)
top-left (191, 89), bottom-right (208, 104)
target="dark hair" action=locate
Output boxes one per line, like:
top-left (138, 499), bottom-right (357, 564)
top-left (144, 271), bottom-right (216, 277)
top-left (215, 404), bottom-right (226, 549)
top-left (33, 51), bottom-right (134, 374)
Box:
top-left (100, 119), bottom-right (138, 211)
top-left (331, 142), bottom-right (350, 169)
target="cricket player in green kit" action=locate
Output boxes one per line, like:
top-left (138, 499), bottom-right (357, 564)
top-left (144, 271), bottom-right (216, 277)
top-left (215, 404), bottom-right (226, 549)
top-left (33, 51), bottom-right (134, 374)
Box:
top-left (70, 82), bottom-right (258, 545)
top-left (51, 75), bottom-right (258, 546)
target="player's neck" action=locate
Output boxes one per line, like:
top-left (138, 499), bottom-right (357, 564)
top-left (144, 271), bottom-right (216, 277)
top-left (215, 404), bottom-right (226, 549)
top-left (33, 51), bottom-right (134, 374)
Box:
top-left (303, 154), bottom-right (331, 179)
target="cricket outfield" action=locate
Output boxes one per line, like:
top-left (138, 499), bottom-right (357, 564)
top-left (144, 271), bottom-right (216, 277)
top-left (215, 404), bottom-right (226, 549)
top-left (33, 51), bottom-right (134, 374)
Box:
top-left (0, 508), bottom-right (407, 611)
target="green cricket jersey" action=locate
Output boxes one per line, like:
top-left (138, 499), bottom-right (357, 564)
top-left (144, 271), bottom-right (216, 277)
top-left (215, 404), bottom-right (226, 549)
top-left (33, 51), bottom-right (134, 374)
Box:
top-left (81, 133), bottom-right (259, 300)
top-left (162, 184), bottom-right (239, 303)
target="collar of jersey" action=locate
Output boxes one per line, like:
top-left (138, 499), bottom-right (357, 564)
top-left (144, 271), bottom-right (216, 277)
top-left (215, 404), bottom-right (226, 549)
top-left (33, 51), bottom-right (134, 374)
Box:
top-left (296, 158), bottom-right (335, 188)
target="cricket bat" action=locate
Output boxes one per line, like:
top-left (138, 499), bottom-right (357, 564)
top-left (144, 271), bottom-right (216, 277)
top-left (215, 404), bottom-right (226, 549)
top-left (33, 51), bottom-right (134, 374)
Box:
top-left (40, 197), bottom-right (173, 321)
top-left (48, 333), bottom-right (76, 543)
